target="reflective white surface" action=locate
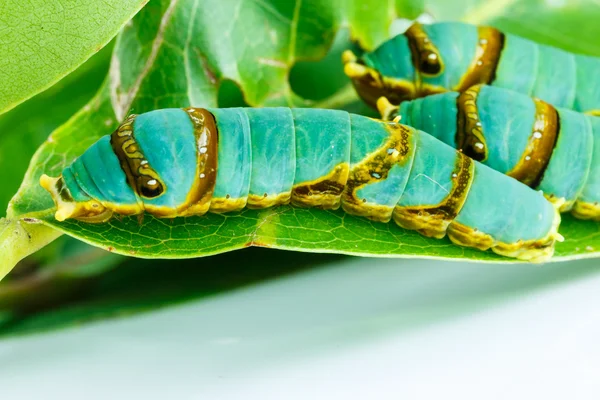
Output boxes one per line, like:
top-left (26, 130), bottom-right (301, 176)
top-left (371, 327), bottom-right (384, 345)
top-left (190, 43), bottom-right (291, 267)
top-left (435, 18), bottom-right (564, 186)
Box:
top-left (1, 256), bottom-right (600, 399)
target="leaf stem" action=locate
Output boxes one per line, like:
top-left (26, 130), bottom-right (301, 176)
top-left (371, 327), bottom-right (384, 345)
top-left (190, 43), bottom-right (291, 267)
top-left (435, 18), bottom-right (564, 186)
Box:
top-left (0, 218), bottom-right (62, 283)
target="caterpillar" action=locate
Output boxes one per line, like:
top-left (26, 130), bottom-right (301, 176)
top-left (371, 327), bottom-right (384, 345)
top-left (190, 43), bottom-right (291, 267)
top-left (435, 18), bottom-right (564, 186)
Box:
top-left (39, 108), bottom-right (561, 262)
top-left (343, 21), bottom-right (600, 115)
top-left (376, 84), bottom-right (600, 220)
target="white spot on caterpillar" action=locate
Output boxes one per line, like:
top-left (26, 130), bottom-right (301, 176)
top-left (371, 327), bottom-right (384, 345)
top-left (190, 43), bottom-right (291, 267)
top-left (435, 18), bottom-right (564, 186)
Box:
top-left (147, 179), bottom-right (157, 185)
top-left (475, 142), bottom-right (485, 150)
top-left (200, 146), bottom-right (208, 154)
top-left (533, 131), bottom-right (543, 139)
top-left (480, 39), bottom-right (488, 45)
top-left (427, 53), bottom-right (437, 61)
top-left (200, 173), bottom-right (206, 179)
top-left (525, 156), bottom-right (531, 161)
top-left (387, 148), bottom-right (399, 157)
top-left (371, 172), bottom-right (381, 179)
top-left (141, 160), bottom-right (148, 165)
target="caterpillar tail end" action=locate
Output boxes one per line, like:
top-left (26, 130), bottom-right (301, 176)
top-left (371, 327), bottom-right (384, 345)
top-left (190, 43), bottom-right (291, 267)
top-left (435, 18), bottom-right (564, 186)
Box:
top-left (492, 208), bottom-right (562, 263)
top-left (40, 174), bottom-right (113, 223)
top-left (447, 207), bottom-right (562, 263)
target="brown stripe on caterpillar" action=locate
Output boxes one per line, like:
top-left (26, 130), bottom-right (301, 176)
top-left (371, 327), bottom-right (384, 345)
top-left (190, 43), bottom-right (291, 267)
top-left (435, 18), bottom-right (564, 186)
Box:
top-left (341, 123), bottom-right (413, 223)
top-left (456, 85), bottom-right (488, 162)
top-left (393, 153), bottom-right (474, 239)
top-left (110, 114), bottom-right (165, 199)
top-left (55, 174), bottom-right (75, 202)
top-left (455, 26), bottom-right (505, 91)
top-left (506, 98), bottom-right (559, 188)
top-left (405, 22), bottom-right (444, 77)
top-left (177, 107), bottom-right (219, 216)
top-left (291, 163), bottom-right (349, 209)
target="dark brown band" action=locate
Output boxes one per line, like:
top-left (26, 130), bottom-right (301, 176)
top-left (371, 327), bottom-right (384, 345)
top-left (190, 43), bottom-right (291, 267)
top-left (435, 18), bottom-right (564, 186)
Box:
top-left (507, 99), bottom-right (559, 187)
top-left (183, 108), bottom-right (218, 210)
top-left (456, 85), bottom-right (488, 162)
top-left (455, 26), bottom-right (505, 91)
top-left (110, 114), bottom-right (165, 198)
top-left (405, 22), bottom-right (444, 77)
top-left (430, 153), bottom-right (473, 219)
top-left (392, 153), bottom-right (474, 239)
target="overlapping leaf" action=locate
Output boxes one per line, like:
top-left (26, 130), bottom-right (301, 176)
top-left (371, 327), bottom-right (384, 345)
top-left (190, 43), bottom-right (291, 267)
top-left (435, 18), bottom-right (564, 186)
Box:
top-left (0, 0), bottom-right (149, 114)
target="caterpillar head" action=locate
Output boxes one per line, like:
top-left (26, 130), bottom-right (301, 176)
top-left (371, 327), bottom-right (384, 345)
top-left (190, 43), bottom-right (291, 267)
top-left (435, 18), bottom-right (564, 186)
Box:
top-left (39, 133), bottom-right (146, 223)
top-left (40, 108), bottom-right (219, 223)
top-left (40, 174), bottom-right (115, 223)
top-left (342, 35), bottom-right (417, 109)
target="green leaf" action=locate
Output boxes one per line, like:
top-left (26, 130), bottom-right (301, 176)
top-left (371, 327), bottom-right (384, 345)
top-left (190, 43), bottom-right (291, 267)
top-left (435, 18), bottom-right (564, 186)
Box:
top-left (442, 0), bottom-right (600, 56)
top-left (0, 41), bottom-right (114, 280)
top-left (4, 0), bottom-right (600, 280)
top-left (0, 0), bottom-right (149, 114)
top-left (0, 42), bottom-right (113, 213)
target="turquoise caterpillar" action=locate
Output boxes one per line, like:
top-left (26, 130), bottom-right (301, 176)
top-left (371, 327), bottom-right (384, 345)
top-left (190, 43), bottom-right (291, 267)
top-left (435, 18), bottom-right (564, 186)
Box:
top-left (40, 108), bottom-right (561, 261)
top-left (377, 84), bottom-right (600, 221)
top-left (344, 21), bottom-right (600, 115)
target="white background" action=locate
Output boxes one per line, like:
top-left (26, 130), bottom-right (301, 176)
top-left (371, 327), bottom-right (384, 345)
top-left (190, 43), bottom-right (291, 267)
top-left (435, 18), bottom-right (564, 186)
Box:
top-left (1, 255), bottom-right (600, 399)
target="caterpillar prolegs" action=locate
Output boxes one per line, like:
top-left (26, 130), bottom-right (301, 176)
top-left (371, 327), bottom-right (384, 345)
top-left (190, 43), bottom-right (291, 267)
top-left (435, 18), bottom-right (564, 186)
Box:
top-left (377, 84), bottom-right (600, 221)
top-left (344, 21), bottom-right (600, 115)
top-left (40, 108), bottom-right (561, 261)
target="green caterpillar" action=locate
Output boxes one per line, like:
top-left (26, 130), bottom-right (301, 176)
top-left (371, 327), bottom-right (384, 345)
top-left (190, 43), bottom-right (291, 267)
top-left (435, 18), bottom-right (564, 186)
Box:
top-left (40, 107), bottom-right (561, 261)
top-left (377, 84), bottom-right (600, 221)
top-left (344, 21), bottom-right (600, 115)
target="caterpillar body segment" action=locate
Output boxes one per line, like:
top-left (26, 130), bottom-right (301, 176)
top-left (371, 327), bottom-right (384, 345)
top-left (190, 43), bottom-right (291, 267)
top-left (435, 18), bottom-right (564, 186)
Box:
top-left (388, 84), bottom-right (598, 219)
top-left (344, 21), bottom-right (600, 114)
top-left (40, 108), bottom-right (561, 261)
top-left (573, 116), bottom-right (600, 220)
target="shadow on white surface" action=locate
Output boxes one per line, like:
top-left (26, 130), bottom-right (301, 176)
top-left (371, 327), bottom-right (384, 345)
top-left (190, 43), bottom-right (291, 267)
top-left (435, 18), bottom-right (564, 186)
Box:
top-left (0, 252), bottom-right (599, 399)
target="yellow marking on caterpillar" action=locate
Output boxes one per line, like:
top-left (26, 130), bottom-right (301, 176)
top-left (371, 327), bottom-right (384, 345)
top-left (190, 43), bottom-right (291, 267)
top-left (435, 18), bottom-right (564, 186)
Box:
top-left (291, 163), bottom-right (350, 209)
